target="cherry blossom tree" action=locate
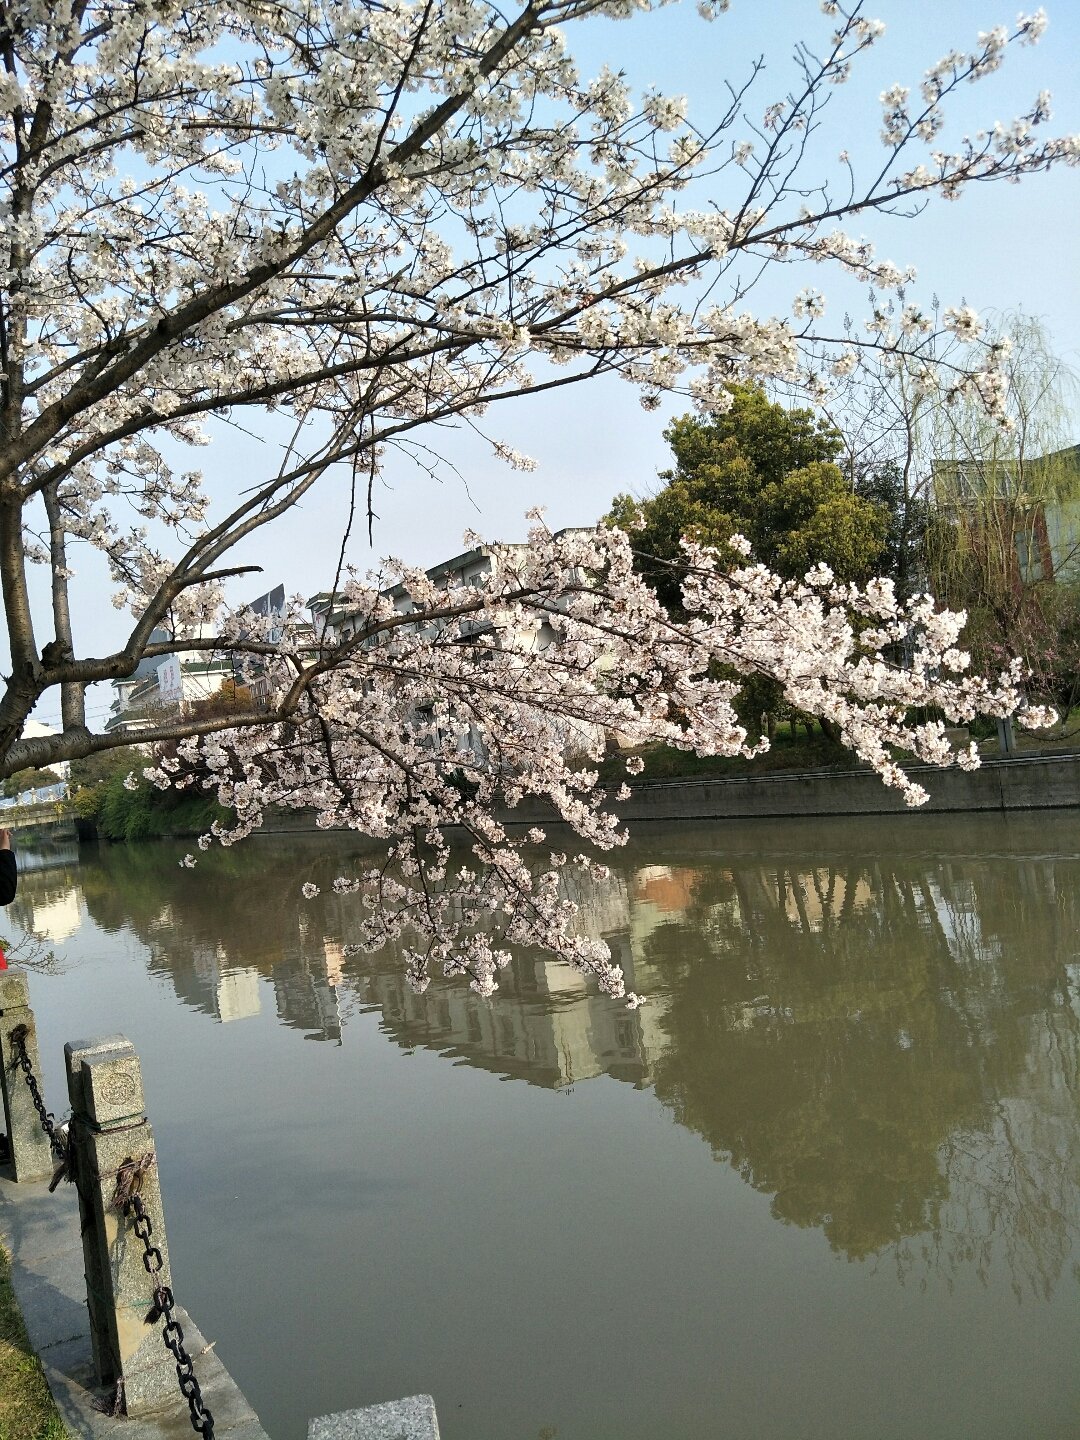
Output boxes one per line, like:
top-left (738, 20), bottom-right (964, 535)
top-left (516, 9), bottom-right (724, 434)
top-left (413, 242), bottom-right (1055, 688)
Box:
top-left (0, 0), bottom-right (1072, 995)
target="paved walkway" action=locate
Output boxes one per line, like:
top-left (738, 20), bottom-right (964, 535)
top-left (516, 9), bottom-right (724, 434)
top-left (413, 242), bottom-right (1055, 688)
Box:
top-left (0, 1161), bottom-right (270, 1440)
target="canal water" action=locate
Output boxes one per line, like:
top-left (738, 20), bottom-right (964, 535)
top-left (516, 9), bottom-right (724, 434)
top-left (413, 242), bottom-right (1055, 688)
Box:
top-left (7, 812), bottom-right (1080, 1440)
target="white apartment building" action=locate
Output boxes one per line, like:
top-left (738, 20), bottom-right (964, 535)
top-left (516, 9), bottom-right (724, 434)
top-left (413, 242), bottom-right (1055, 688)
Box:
top-left (307, 531), bottom-right (599, 765)
top-left (106, 625), bottom-right (234, 734)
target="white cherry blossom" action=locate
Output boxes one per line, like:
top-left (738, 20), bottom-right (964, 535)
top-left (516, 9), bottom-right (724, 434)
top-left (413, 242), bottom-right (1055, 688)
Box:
top-left (140, 521), bottom-right (1054, 1001)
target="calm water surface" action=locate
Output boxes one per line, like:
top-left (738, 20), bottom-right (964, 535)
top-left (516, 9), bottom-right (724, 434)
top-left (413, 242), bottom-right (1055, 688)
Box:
top-left (8, 812), bottom-right (1080, 1440)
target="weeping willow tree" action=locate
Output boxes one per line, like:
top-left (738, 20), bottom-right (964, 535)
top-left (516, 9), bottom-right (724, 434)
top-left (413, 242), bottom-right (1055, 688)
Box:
top-left (925, 315), bottom-right (1080, 721)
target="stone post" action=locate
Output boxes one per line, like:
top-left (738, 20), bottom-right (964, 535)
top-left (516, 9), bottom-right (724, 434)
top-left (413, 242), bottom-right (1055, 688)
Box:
top-left (64, 1035), bottom-right (176, 1414)
top-left (0, 967), bottom-right (55, 1181)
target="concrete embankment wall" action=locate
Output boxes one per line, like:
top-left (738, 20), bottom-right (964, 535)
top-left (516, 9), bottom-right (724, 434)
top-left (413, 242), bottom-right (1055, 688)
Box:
top-left (574, 752), bottom-right (1080, 825)
top-left (255, 753), bottom-right (1080, 838)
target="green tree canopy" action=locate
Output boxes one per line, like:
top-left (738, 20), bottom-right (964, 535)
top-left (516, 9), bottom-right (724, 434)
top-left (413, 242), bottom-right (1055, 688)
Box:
top-left (608, 386), bottom-right (889, 614)
top-left (2, 766), bottom-right (63, 797)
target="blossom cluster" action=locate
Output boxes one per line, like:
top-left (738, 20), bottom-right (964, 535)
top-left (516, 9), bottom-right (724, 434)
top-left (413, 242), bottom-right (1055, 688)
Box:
top-left (152, 521), bottom-right (1052, 1005)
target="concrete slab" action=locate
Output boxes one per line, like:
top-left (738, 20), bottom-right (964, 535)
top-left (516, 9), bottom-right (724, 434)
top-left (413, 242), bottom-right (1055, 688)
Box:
top-left (6, 1255), bottom-right (89, 1356)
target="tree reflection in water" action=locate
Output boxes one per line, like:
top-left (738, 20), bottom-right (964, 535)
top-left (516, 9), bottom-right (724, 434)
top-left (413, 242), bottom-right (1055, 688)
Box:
top-left (647, 840), bottom-right (1080, 1296)
top-left (63, 817), bottom-right (1080, 1294)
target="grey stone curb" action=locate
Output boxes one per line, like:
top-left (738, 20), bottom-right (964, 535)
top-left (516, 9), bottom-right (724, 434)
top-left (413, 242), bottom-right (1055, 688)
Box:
top-left (308, 1395), bottom-right (440, 1440)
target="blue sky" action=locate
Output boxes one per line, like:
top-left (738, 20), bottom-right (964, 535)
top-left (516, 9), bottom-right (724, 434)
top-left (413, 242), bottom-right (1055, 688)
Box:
top-left (21, 0), bottom-right (1080, 730)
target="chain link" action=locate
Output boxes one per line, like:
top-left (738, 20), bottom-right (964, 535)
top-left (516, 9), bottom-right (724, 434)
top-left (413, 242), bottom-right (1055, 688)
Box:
top-left (8, 1023), bottom-right (68, 1162)
top-left (117, 1171), bottom-right (215, 1440)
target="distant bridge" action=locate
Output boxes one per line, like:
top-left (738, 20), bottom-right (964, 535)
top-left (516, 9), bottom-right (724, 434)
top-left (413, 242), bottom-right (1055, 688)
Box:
top-left (0, 798), bottom-right (78, 841)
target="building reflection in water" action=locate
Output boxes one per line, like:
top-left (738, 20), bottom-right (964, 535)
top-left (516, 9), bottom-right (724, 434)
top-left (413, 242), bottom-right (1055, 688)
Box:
top-left (45, 817), bottom-right (1080, 1287)
top-left (11, 880), bottom-right (84, 943)
top-left (6, 845), bottom-right (85, 946)
top-left (161, 932), bottom-right (345, 1041)
top-left (60, 843), bottom-right (345, 1040)
top-left (184, 942), bottom-right (262, 1024)
top-left (270, 930), bottom-right (343, 1043)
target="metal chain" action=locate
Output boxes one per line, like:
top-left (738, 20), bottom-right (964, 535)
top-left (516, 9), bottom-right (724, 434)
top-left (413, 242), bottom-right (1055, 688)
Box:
top-left (119, 1177), bottom-right (215, 1440)
top-left (8, 1023), bottom-right (68, 1162)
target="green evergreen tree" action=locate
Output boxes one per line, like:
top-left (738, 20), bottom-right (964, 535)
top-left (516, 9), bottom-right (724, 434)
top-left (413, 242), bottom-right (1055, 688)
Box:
top-left (608, 385), bottom-right (888, 615)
